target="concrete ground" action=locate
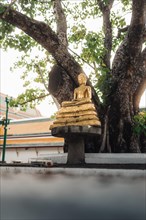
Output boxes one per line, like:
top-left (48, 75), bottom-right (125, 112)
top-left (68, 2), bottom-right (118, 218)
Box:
top-left (0, 166), bottom-right (146, 220)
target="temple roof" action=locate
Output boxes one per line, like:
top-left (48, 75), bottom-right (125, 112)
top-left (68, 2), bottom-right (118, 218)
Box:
top-left (0, 92), bottom-right (42, 119)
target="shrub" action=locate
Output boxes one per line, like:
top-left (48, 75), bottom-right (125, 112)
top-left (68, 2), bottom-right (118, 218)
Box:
top-left (133, 111), bottom-right (146, 136)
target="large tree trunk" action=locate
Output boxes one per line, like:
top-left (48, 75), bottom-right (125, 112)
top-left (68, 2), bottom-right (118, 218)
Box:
top-left (97, 0), bottom-right (146, 153)
top-left (109, 88), bottom-right (140, 153)
top-left (99, 0), bottom-right (146, 153)
top-left (0, 0), bottom-right (145, 153)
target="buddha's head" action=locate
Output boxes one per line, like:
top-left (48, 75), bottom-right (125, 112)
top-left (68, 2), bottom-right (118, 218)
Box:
top-left (78, 73), bottom-right (87, 85)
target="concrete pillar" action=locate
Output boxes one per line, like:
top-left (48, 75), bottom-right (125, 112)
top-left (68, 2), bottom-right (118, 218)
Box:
top-left (67, 135), bottom-right (85, 165)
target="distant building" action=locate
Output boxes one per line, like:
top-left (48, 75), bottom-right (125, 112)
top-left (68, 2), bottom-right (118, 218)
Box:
top-left (140, 107), bottom-right (146, 111)
top-left (0, 117), bottom-right (64, 163)
top-left (0, 93), bottom-right (64, 163)
top-left (0, 92), bottom-right (42, 119)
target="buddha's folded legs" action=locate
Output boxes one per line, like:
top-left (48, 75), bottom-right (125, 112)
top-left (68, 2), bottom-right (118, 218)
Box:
top-left (62, 98), bottom-right (91, 107)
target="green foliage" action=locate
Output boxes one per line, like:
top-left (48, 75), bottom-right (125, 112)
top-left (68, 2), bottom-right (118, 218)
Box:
top-left (111, 12), bottom-right (127, 51)
top-left (95, 72), bottom-right (113, 104)
top-left (0, 20), bottom-right (15, 41)
top-left (69, 24), bottom-right (86, 43)
top-left (121, 0), bottom-right (129, 5)
top-left (2, 33), bottom-right (37, 51)
top-left (50, 113), bottom-right (57, 120)
top-left (9, 88), bottom-right (48, 110)
top-left (0, 4), bottom-right (5, 14)
top-left (18, 0), bottom-right (36, 17)
top-left (10, 50), bottom-right (52, 89)
top-left (0, 0), bottom-right (132, 108)
top-left (121, 0), bottom-right (131, 8)
top-left (13, 0), bottom-right (54, 22)
top-left (111, 13), bottom-right (126, 31)
top-left (81, 31), bottom-right (105, 64)
top-left (133, 112), bottom-right (146, 136)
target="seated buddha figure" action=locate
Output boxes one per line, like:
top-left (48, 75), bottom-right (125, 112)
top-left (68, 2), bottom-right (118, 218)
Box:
top-left (62, 73), bottom-right (91, 107)
top-left (50, 73), bottom-right (100, 128)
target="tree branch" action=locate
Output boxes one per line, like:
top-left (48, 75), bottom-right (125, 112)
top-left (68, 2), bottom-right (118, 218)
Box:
top-left (52, 0), bottom-right (68, 46)
top-left (112, 0), bottom-right (145, 77)
top-left (34, 63), bottom-right (60, 109)
top-left (143, 27), bottom-right (146, 42)
top-left (68, 47), bottom-right (95, 70)
top-left (117, 26), bottom-right (129, 38)
top-left (128, 0), bottom-right (145, 57)
top-left (0, 3), bottom-right (59, 53)
top-left (0, 3), bottom-right (81, 82)
top-left (97, 0), bottom-right (114, 69)
top-left (18, 94), bottom-right (49, 106)
top-left (0, 3), bottom-right (101, 112)
top-left (34, 64), bottom-right (48, 91)
top-left (97, 0), bottom-right (114, 12)
top-left (2, 0), bottom-right (17, 19)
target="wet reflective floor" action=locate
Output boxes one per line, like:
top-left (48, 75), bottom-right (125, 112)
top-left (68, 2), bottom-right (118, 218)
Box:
top-left (0, 167), bottom-right (146, 220)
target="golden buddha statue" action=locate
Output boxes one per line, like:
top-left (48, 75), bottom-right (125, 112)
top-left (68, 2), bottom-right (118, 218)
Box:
top-left (62, 73), bottom-right (91, 107)
top-left (50, 73), bottom-right (101, 128)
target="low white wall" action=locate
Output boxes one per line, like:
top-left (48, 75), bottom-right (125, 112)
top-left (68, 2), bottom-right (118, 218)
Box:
top-left (0, 147), bottom-right (63, 163)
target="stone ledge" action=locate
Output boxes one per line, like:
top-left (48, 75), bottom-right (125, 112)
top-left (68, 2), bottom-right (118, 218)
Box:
top-left (34, 153), bottom-right (146, 165)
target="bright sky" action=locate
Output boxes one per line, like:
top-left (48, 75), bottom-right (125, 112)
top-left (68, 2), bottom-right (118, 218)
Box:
top-left (0, 49), bottom-right (58, 117)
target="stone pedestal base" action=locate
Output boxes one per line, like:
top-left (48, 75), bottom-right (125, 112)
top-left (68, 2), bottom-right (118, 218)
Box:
top-left (51, 126), bottom-right (101, 165)
top-left (67, 135), bottom-right (85, 165)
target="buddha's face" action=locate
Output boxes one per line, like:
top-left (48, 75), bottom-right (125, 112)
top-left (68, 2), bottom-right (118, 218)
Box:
top-left (78, 73), bottom-right (87, 85)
